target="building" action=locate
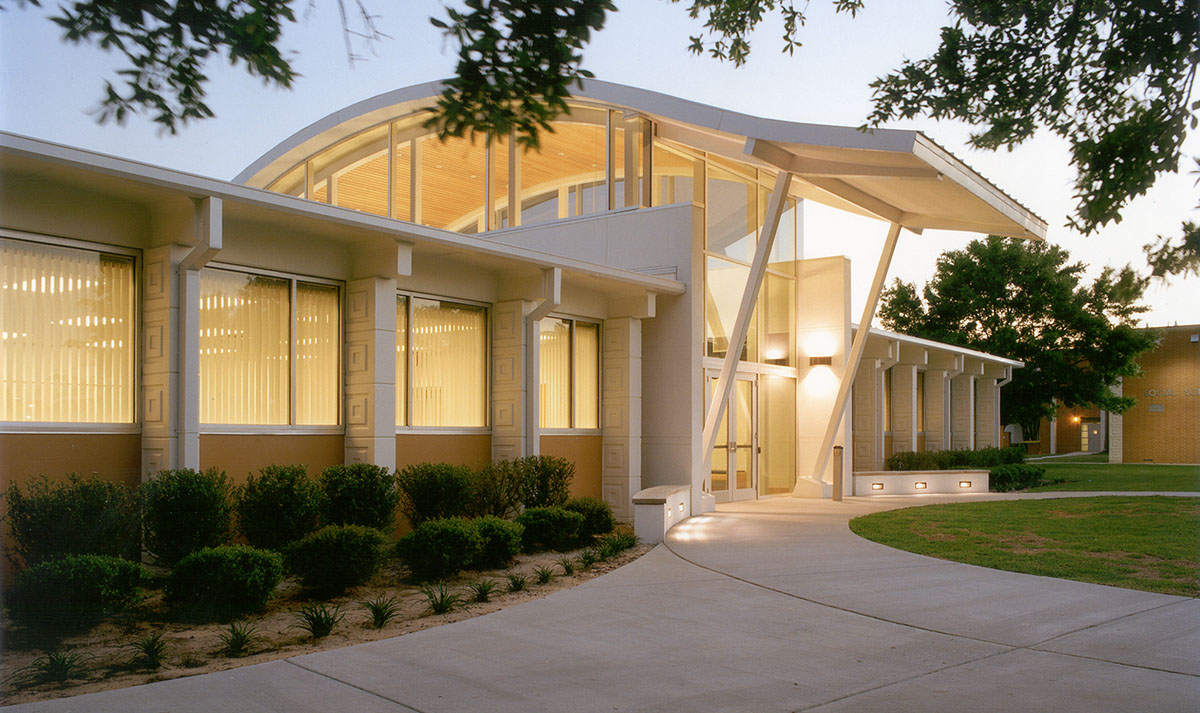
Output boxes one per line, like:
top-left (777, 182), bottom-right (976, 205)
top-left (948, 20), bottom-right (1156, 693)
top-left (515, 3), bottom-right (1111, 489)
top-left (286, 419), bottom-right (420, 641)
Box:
top-left (0, 81), bottom-right (1046, 530)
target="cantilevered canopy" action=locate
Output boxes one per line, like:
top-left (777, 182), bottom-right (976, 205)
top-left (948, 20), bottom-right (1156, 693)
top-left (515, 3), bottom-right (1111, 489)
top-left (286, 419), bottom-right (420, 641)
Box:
top-left (237, 79), bottom-right (1046, 241)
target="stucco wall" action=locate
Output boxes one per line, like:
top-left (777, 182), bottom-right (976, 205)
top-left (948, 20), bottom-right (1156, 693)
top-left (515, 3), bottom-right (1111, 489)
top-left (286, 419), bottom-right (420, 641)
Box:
top-left (540, 434), bottom-right (603, 499)
top-left (198, 434), bottom-right (345, 482)
top-left (395, 433), bottom-right (492, 470)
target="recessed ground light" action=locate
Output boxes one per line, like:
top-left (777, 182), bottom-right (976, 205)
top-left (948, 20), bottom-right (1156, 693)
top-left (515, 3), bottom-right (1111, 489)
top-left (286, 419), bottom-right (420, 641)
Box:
top-left (959, 481), bottom-right (972, 488)
top-left (871, 483), bottom-right (884, 491)
top-left (678, 502), bottom-right (685, 512)
top-left (914, 482), bottom-right (927, 490)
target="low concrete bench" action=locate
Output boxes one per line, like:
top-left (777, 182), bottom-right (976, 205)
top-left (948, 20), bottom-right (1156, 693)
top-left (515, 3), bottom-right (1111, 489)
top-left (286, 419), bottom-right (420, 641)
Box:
top-left (853, 470), bottom-right (989, 496)
top-left (632, 485), bottom-right (691, 544)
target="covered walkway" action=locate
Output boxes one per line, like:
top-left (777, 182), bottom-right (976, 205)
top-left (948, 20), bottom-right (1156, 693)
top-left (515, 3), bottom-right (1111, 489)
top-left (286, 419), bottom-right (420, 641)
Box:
top-left (7, 493), bottom-right (1198, 712)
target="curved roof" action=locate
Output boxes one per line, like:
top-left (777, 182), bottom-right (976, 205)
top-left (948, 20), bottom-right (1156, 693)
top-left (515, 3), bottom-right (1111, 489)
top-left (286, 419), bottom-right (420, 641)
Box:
top-left (237, 79), bottom-right (1046, 240)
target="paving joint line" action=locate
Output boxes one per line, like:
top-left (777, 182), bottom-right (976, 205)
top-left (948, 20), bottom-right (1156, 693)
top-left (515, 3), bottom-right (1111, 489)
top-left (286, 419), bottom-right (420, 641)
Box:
top-left (661, 539), bottom-right (1197, 679)
top-left (283, 658), bottom-right (429, 713)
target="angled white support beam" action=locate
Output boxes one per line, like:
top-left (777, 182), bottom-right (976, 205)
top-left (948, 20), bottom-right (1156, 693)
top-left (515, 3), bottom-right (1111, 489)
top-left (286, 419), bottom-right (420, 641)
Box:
top-left (700, 170), bottom-right (793, 492)
top-left (802, 221), bottom-right (903, 493)
top-left (181, 197), bottom-right (222, 271)
top-left (745, 139), bottom-right (941, 179)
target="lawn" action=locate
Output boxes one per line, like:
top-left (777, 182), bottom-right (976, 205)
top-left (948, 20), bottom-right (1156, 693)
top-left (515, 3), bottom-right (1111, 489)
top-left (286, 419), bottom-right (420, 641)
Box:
top-left (1028, 452), bottom-right (1109, 464)
top-left (1029, 462), bottom-right (1200, 492)
top-left (849, 496), bottom-right (1199, 597)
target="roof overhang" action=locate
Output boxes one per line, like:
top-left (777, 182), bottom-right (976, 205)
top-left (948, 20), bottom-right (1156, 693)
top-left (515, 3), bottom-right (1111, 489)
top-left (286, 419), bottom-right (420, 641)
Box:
top-left (236, 79), bottom-right (1046, 240)
top-left (853, 324), bottom-right (1024, 368)
top-left (0, 131), bottom-right (685, 300)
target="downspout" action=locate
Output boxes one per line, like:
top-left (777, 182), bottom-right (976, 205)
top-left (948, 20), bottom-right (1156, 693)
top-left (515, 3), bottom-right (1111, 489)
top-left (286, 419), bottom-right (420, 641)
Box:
top-left (996, 365), bottom-right (1013, 450)
top-left (525, 267), bottom-right (562, 457)
top-left (177, 197), bottom-right (222, 469)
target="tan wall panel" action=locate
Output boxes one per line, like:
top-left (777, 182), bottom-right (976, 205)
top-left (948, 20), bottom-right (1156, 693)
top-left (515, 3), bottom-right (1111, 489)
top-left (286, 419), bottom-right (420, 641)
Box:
top-left (395, 434), bottom-right (492, 470)
top-left (1, 433), bottom-right (142, 589)
top-left (199, 434), bottom-right (345, 484)
top-left (540, 435), bottom-right (602, 499)
top-left (1121, 328), bottom-right (1200, 464)
top-left (916, 434), bottom-right (926, 453)
top-left (1, 434), bottom-right (142, 489)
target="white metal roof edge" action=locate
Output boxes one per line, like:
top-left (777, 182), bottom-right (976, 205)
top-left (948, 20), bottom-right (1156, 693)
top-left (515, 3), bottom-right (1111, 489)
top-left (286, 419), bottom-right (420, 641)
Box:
top-left (0, 131), bottom-right (685, 296)
top-left (853, 323), bottom-right (1025, 367)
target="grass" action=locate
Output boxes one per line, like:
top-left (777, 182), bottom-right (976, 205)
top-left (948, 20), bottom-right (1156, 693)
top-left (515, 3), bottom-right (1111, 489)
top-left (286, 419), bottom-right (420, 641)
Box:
top-left (850, 496), bottom-right (1198, 597)
top-left (1028, 462), bottom-right (1200, 492)
top-left (1028, 452), bottom-right (1109, 464)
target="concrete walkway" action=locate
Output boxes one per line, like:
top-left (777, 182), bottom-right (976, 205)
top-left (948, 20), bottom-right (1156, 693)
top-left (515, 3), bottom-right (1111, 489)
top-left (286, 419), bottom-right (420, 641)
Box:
top-left (8, 492), bottom-right (1198, 712)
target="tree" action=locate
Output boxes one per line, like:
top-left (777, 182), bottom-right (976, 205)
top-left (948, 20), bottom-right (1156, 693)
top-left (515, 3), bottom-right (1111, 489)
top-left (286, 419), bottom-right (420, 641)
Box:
top-left (877, 236), bottom-right (1158, 441)
top-left (13, 0), bottom-right (1199, 271)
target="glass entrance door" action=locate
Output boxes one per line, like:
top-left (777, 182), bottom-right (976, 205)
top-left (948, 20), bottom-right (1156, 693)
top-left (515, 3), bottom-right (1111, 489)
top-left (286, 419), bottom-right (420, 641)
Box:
top-left (708, 373), bottom-right (757, 502)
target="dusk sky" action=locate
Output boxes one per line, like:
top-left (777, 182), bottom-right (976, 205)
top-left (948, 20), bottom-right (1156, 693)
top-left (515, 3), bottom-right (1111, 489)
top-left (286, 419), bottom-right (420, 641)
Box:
top-left (2, 1), bottom-right (1196, 326)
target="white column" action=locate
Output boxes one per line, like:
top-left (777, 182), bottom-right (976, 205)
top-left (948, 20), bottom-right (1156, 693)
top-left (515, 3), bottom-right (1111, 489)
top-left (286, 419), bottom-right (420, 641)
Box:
top-left (141, 244), bottom-right (188, 476)
top-left (891, 364), bottom-right (918, 455)
top-left (344, 277), bottom-right (398, 469)
top-left (602, 317), bottom-right (642, 521)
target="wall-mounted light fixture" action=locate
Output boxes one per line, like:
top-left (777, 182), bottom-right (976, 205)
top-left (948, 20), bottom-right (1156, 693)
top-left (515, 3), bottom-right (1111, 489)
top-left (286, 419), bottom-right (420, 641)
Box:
top-left (809, 355), bottom-right (833, 366)
top-left (914, 482), bottom-right (927, 490)
top-left (1072, 415), bottom-right (1081, 423)
top-left (871, 482), bottom-right (884, 491)
top-left (959, 481), bottom-right (972, 488)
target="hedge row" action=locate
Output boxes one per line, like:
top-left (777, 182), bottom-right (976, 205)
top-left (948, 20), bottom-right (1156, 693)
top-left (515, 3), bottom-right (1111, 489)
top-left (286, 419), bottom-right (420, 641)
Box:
top-left (885, 446), bottom-right (1026, 472)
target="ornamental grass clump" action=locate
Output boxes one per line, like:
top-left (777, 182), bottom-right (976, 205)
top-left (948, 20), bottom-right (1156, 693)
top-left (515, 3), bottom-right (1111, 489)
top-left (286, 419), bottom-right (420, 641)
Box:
top-left (127, 632), bottom-right (168, 669)
top-left (468, 579), bottom-right (498, 603)
top-left (1, 475), bottom-right (140, 568)
top-left (234, 465), bottom-right (322, 551)
top-left (556, 556), bottom-right (576, 576)
top-left (6, 650), bottom-right (92, 687)
top-left (141, 468), bottom-right (232, 565)
top-left (284, 525), bottom-right (386, 595)
top-left (219, 622), bottom-right (258, 657)
top-left (396, 462), bottom-right (475, 527)
top-left (166, 545), bottom-right (282, 620)
top-left (6, 554), bottom-right (145, 633)
top-left (505, 573), bottom-right (527, 592)
top-left (534, 566), bottom-right (554, 585)
top-left (395, 517), bottom-right (482, 582)
top-left (319, 463), bottom-right (400, 531)
top-left (294, 603), bottom-right (343, 639)
top-left (361, 596), bottom-right (402, 629)
top-left (420, 583), bottom-right (464, 615)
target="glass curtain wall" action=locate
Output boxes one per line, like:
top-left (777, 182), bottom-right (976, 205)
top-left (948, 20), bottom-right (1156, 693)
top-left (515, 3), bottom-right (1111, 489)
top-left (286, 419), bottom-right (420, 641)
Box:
top-left (0, 238), bottom-right (136, 423)
top-left (268, 106), bottom-right (647, 235)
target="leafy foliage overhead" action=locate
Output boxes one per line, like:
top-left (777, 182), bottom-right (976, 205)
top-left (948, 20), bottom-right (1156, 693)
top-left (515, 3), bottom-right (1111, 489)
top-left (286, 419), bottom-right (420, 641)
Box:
top-left (878, 236), bottom-right (1157, 438)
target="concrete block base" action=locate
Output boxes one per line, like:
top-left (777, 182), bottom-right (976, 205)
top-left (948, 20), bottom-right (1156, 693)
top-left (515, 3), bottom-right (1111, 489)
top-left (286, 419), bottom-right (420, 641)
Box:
top-left (853, 469), bottom-right (989, 496)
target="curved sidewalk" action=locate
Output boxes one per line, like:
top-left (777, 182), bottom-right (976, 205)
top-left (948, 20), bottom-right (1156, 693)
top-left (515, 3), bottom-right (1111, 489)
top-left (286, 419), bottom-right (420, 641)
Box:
top-left (7, 493), bottom-right (1198, 712)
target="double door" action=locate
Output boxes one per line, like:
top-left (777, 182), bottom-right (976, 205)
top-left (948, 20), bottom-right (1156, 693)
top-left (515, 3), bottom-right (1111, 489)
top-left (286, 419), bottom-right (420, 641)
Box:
top-left (708, 373), bottom-right (757, 502)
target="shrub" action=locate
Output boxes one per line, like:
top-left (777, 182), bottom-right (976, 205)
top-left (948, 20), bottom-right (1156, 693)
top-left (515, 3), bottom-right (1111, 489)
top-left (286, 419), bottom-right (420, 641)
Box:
top-left (885, 450), bottom-right (939, 471)
top-left (2, 475), bottom-right (139, 568)
top-left (564, 497), bottom-right (615, 541)
top-left (990, 464), bottom-right (1047, 492)
top-left (517, 455), bottom-right (574, 508)
top-left (167, 545), bottom-right (283, 620)
top-left (468, 460), bottom-right (524, 519)
top-left (396, 463), bottom-right (474, 528)
top-left (284, 525), bottom-right (386, 595)
top-left (470, 516), bottom-right (523, 569)
top-left (319, 463), bottom-right (400, 531)
top-left (6, 554), bottom-right (144, 632)
top-left (141, 468), bottom-right (232, 565)
top-left (888, 447), bottom-right (1026, 471)
top-left (515, 506), bottom-right (583, 552)
top-left (395, 517), bottom-right (482, 582)
top-left (234, 465), bottom-right (322, 551)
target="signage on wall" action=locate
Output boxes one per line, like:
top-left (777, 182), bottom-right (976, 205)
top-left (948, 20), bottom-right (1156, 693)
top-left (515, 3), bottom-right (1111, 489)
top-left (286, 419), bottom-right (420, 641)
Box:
top-left (1143, 388), bottom-right (1200, 397)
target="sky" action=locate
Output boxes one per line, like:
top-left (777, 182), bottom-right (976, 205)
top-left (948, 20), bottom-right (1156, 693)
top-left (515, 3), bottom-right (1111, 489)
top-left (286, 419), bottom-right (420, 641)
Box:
top-left (1, 1), bottom-right (1196, 327)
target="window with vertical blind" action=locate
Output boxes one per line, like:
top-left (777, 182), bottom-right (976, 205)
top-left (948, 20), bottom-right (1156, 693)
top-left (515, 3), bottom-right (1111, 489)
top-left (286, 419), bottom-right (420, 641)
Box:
top-left (199, 268), bottom-right (339, 426)
top-left (395, 295), bottom-right (488, 428)
top-left (1, 236), bottom-right (136, 423)
top-left (538, 317), bottom-right (600, 430)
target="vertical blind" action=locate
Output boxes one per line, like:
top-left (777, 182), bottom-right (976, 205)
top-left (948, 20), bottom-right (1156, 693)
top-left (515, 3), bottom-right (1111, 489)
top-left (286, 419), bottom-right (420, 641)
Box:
top-left (573, 322), bottom-right (599, 429)
top-left (410, 298), bottom-right (487, 427)
top-left (199, 270), bottom-right (290, 425)
top-left (395, 295), bottom-right (408, 425)
top-left (539, 318), bottom-right (571, 428)
top-left (1, 238), bottom-right (135, 423)
top-left (295, 282), bottom-right (339, 425)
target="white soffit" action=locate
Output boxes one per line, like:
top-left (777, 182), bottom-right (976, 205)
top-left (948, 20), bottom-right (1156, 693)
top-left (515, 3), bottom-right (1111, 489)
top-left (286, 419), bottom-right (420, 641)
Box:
top-left (238, 79), bottom-right (1046, 241)
top-left (855, 324), bottom-right (1024, 367)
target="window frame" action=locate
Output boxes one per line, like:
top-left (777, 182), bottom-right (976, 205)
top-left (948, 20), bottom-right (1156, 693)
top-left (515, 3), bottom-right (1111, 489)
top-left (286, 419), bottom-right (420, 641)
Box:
top-left (538, 314), bottom-right (602, 434)
top-left (395, 290), bottom-right (491, 434)
top-left (0, 229), bottom-right (141, 434)
top-left (198, 262), bottom-right (343, 434)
